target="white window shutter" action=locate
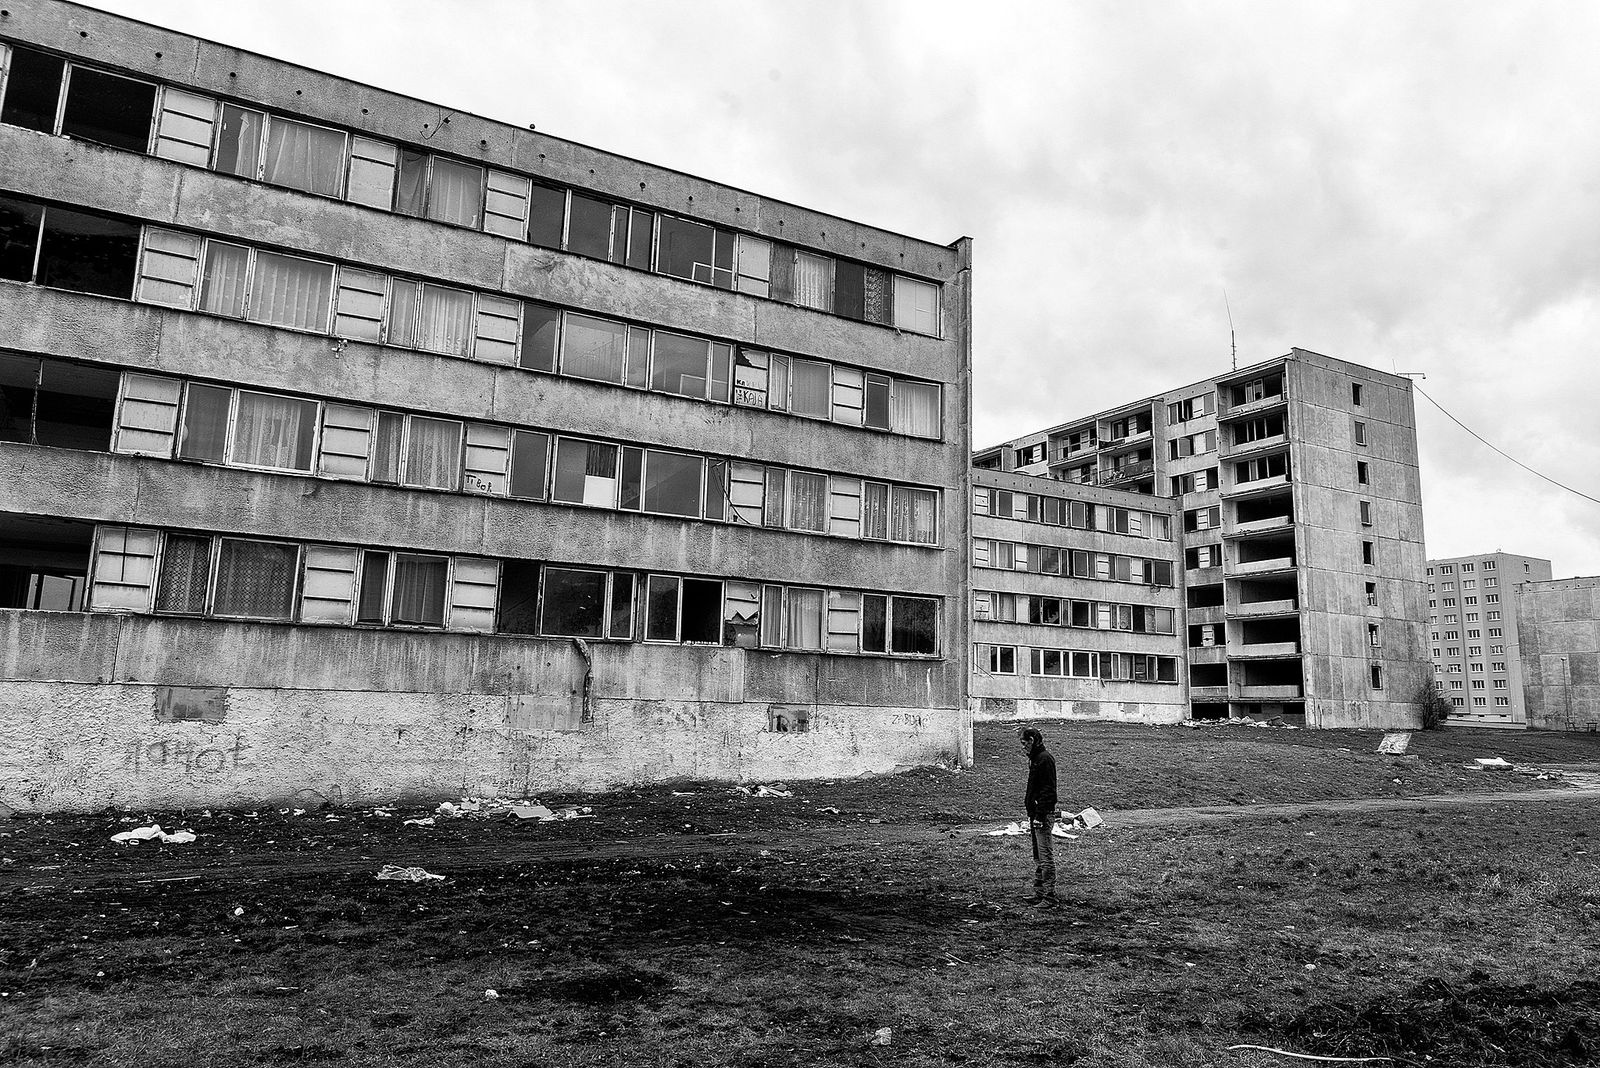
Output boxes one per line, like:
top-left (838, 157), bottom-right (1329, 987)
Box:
top-left (346, 137), bottom-right (398, 210)
top-left (152, 87), bottom-right (217, 167)
top-left (728, 462), bottom-right (764, 526)
top-left (113, 373), bottom-right (182, 457)
top-left (463, 423), bottom-right (511, 495)
top-left (831, 366), bottom-right (864, 426)
top-left (447, 557), bottom-right (500, 633)
top-left (472, 294), bottom-right (521, 365)
top-left (334, 268), bottom-right (387, 341)
top-left (484, 170), bottom-right (531, 239)
top-left (317, 403), bottom-right (374, 480)
top-left (300, 544), bottom-right (360, 624)
top-left (89, 525), bottom-right (160, 612)
top-left (973, 539), bottom-right (990, 568)
top-left (828, 477), bottom-right (862, 539)
top-left (134, 228), bottom-right (202, 309)
top-left (826, 590), bottom-right (861, 652)
top-left (972, 488), bottom-right (990, 515)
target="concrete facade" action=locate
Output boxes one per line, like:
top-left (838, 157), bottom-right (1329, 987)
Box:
top-left (974, 349), bottom-right (1429, 728)
top-left (1426, 552), bottom-right (1552, 728)
top-left (1514, 576), bottom-right (1600, 732)
top-left (969, 469), bottom-right (1185, 724)
top-left (0, 2), bottom-right (972, 811)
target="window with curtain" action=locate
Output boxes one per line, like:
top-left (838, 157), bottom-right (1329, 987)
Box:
top-left (562, 314), bottom-right (628, 384)
top-left (643, 451), bottom-right (703, 517)
top-left (178, 383), bottom-right (230, 462)
top-left (785, 588), bottom-right (824, 650)
top-left (154, 534), bottom-right (212, 614)
top-left (892, 380), bottom-right (941, 439)
top-left (418, 284), bottom-right (473, 356)
top-left (889, 486), bottom-right (938, 545)
top-left (262, 117), bottom-right (347, 198)
top-left (212, 538), bottom-right (297, 620)
top-left (793, 252), bottom-right (834, 311)
top-left (404, 416), bottom-right (462, 490)
top-left (893, 276), bottom-right (940, 335)
top-left (789, 360), bottom-right (831, 419)
top-left (427, 158), bottom-right (485, 228)
top-left (787, 472), bottom-right (828, 533)
top-left (199, 241), bottom-right (249, 318)
top-left (890, 595), bottom-right (937, 655)
top-left (390, 554), bottom-right (448, 626)
top-left (214, 105), bottom-right (264, 178)
top-left (232, 392), bottom-right (316, 471)
top-left (248, 252), bottom-right (334, 332)
top-left (551, 439), bottom-right (618, 506)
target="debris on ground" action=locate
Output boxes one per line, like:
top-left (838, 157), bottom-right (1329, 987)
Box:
top-left (427, 798), bottom-right (595, 822)
top-left (1377, 732), bottom-right (1412, 755)
top-left (733, 784), bottom-right (795, 798)
top-left (1473, 757), bottom-right (1513, 770)
top-left (818, 807), bottom-right (842, 814)
top-left (870, 1027), bottom-right (892, 1046)
top-left (375, 865), bottom-right (445, 882)
top-left (484, 989), bottom-right (500, 1000)
top-left (110, 824), bottom-right (197, 845)
top-left (403, 817), bottom-right (436, 827)
top-left (1186, 716), bottom-right (1298, 730)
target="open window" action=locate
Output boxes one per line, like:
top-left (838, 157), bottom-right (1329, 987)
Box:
top-left (538, 566), bottom-right (633, 640)
top-left (1, 45), bottom-right (66, 134)
top-left (0, 512), bottom-right (93, 612)
top-left (0, 354), bottom-right (118, 450)
top-left (0, 196), bottom-right (140, 298)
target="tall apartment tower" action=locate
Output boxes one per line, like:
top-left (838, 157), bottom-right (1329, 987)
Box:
top-left (1514, 575), bottom-right (1600, 731)
top-left (975, 349), bottom-right (1428, 728)
top-left (0, 2), bottom-right (973, 812)
top-left (1424, 552), bottom-right (1552, 728)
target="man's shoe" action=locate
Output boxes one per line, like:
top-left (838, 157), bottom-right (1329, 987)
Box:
top-left (1030, 894), bottom-right (1060, 909)
top-left (1019, 892), bottom-right (1044, 904)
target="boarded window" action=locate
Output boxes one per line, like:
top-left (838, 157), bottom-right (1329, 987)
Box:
top-left (463, 423), bottom-right (511, 495)
top-left (333, 267), bottom-right (386, 341)
top-left (317, 403), bottom-right (373, 479)
top-left (473, 293), bottom-right (521, 365)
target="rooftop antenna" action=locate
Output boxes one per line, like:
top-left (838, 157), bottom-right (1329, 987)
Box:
top-left (1223, 289), bottom-right (1237, 371)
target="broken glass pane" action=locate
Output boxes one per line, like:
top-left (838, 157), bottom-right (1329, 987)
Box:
top-left (35, 205), bottom-right (140, 298)
top-left (1, 47), bottom-right (64, 133)
top-left (61, 67), bottom-right (156, 152)
top-left (681, 579), bottom-right (722, 644)
top-left (541, 567), bottom-right (606, 637)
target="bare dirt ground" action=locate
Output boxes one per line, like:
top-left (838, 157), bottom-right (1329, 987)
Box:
top-left (3, 721), bottom-right (1599, 1067)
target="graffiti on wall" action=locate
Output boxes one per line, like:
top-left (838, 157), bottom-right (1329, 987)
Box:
top-left (124, 734), bottom-right (253, 777)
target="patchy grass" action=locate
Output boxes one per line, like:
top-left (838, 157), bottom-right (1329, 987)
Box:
top-left (2, 721), bottom-right (1599, 1066)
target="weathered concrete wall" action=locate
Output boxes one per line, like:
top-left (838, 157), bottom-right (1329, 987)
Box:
top-left (1516, 577), bottom-right (1600, 731)
top-left (0, 611), bottom-right (968, 812)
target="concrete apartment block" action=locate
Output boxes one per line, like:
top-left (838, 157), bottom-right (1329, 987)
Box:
top-left (1514, 576), bottom-right (1600, 731)
top-left (0, 1), bottom-right (972, 812)
top-left (975, 349), bottom-right (1428, 728)
top-left (969, 468), bottom-right (1185, 724)
top-left (1425, 552), bottom-right (1552, 728)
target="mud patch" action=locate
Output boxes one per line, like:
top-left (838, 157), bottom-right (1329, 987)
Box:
top-left (1239, 975), bottom-right (1600, 1066)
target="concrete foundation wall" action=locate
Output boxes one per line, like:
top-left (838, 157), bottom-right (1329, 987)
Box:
top-left (0, 611), bottom-right (968, 812)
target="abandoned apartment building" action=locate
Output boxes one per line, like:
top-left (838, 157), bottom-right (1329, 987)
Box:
top-left (1424, 552), bottom-right (1552, 729)
top-left (973, 349), bottom-right (1429, 728)
top-left (0, 1), bottom-right (973, 813)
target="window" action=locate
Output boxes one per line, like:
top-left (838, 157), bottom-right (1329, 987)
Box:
top-left (0, 352), bottom-right (119, 450)
top-left (1486, 593), bottom-right (1499, 604)
top-left (1356, 461), bottom-right (1369, 485)
top-left (551, 438), bottom-right (619, 507)
top-left (1166, 394), bottom-right (1214, 423)
top-left (1359, 500), bottom-right (1373, 527)
top-left (1495, 697), bottom-right (1509, 706)
top-left (0, 196), bottom-right (140, 298)
top-left (1461, 562), bottom-right (1474, 572)
top-left (538, 566), bottom-right (631, 639)
top-left (1368, 623), bottom-right (1381, 647)
top-left (659, 214), bottom-right (736, 289)
top-left (1488, 628), bottom-right (1502, 638)
top-left (1485, 577), bottom-right (1497, 587)
top-left (1351, 383), bottom-right (1363, 406)
top-left (1487, 611), bottom-right (1500, 621)
top-left (1362, 540), bottom-right (1375, 565)
top-left (1353, 420), bottom-right (1367, 445)
top-left (1493, 679), bottom-right (1508, 689)
top-left (1370, 664), bottom-right (1383, 690)
top-left (643, 575), bottom-right (723, 644)
top-left (1483, 560), bottom-right (1496, 570)
top-left (1366, 582), bottom-right (1378, 607)
top-left (1473, 697), bottom-right (1486, 707)
top-left (210, 537), bottom-right (300, 620)
top-left (978, 644), bottom-right (1016, 675)
top-left (893, 276), bottom-right (940, 335)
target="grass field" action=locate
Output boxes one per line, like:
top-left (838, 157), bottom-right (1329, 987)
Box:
top-left (3, 721), bottom-right (1599, 1067)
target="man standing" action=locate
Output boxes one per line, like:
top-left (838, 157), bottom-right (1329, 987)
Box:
top-left (1019, 727), bottom-right (1059, 907)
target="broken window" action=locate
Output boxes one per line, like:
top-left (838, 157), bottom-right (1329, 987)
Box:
top-left (59, 66), bottom-right (157, 152)
top-left (214, 104), bottom-right (266, 179)
top-left (551, 438), bottom-right (618, 507)
top-left (723, 580), bottom-right (760, 647)
top-left (641, 574), bottom-right (725, 643)
top-left (537, 566), bottom-right (605, 637)
top-left (0, 197), bottom-right (139, 298)
top-left (526, 184), bottom-right (567, 249)
top-left (0, 353), bottom-right (118, 450)
top-left (1, 46), bottom-right (66, 133)
top-left (0, 513), bottom-right (93, 612)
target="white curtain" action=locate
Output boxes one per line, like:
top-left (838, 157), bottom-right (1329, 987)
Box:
top-left (427, 158), bottom-right (484, 228)
top-left (890, 486), bottom-right (938, 544)
top-left (391, 554), bottom-right (448, 626)
top-left (787, 472), bottom-right (827, 532)
top-left (786, 588), bottom-right (824, 650)
top-left (200, 242), bottom-right (249, 318)
top-left (793, 251), bottom-right (834, 311)
top-left (419, 284), bottom-right (473, 356)
top-left (892, 380), bottom-right (941, 438)
top-left (233, 392), bottom-right (315, 471)
top-left (404, 417), bottom-right (462, 490)
top-left (388, 281), bottom-right (419, 347)
top-left (562, 314), bottom-right (628, 383)
top-left (263, 118), bottom-right (346, 197)
top-left (862, 481), bottom-right (889, 540)
top-left (212, 539), bottom-right (297, 619)
top-left (790, 360), bottom-right (831, 419)
top-left (217, 106), bottom-right (263, 178)
top-left (249, 252), bottom-right (334, 331)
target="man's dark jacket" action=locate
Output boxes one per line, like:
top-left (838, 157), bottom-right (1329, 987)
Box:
top-left (1024, 739), bottom-right (1058, 818)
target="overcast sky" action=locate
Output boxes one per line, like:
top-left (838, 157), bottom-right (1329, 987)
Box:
top-left (85, 0), bottom-right (1600, 576)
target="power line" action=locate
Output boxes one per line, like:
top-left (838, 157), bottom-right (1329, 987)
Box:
top-left (1412, 383), bottom-right (1600, 507)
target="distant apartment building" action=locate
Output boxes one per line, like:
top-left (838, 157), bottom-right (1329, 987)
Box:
top-left (975, 349), bottom-right (1428, 728)
top-left (969, 468), bottom-right (1185, 723)
top-left (1424, 552), bottom-right (1552, 728)
top-left (1514, 575), bottom-right (1600, 731)
top-left (0, 2), bottom-right (972, 812)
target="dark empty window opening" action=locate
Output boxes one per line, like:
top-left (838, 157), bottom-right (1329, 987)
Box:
top-left (1186, 583), bottom-right (1225, 609)
top-left (0, 353), bottom-right (118, 450)
top-left (0, 197), bottom-right (139, 298)
top-left (1189, 663), bottom-right (1228, 688)
top-left (0, 512), bottom-right (93, 611)
top-left (60, 67), bottom-right (156, 152)
top-left (890, 595), bottom-right (938, 655)
top-left (497, 560), bottom-right (542, 635)
top-left (540, 567), bottom-right (608, 638)
top-left (681, 578), bottom-right (723, 644)
top-left (0, 46), bottom-right (66, 134)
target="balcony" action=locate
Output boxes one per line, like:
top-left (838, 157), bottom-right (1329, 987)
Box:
top-left (1225, 432), bottom-right (1288, 457)
top-left (1232, 642), bottom-right (1300, 658)
top-left (1237, 684), bottom-right (1303, 701)
top-left (1225, 514), bottom-right (1293, 538)
top-left (1187, 646), bottom-right (1227, 665)
top-left (1223, 473), bottom-right (1291, 499)
top-left (1186, 564), bottom-right (1223, 586)
top-left (1099, 430), bottom-right (1152, 455)
top-left (1231, 556), bottom-right (1296, 576)
top-left (1231, 598), bottom-right (1298, 618)
top-left (1189, 685), bottom-right (1230, 702)
top-left (1098, 459), bottom-right (1154, 486)
top-left (1219, 393), bottom-right (1287, 422)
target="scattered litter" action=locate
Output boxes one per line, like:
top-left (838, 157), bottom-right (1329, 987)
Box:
top-left (369, 807), bottom-right (396, 818)
top-left (402, 817), bottom-right (435, 827)
top-left (1186, 716), bottom-right (1298, 730)
top-left (110, 824), bottom-right (197, 845)
top-left (985, 821), bottom-right (1027, 837)
top-left (1050, 824), bottom-right (1079, 840)
top-left (232, 907), bottom-right (245, 917)
top-left (1376, 732), bottom-right (1411, 755)
top-left (375, 865), bottom-right (445, 882)
top-left (870, 1027), bottom-right (892, 1046)
top-left (509, 804), bottom-right (554, 821)
top-left (1073, 807), bottom-right (1104, 829)
top-left (484, 989), bottom-right (500, 1000)
top-left (427, 797), bottom-right (595, 822)
top-left (1474, 757), bottom-right (1513, 770)
top-left (1226, 1044), bottom-right (1391, 1063)
top-left (818, 807), bottom-right (841, 814)
top-left (733, 784), bottom-right (795, 798)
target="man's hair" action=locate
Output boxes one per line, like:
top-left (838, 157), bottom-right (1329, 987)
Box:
top-left (1019, 727), bottom-right (1043, 746)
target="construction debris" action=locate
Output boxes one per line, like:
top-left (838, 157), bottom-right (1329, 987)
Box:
top-left (1473, 757), bottom-right (1513, 770)
top-left (733, 784), bottom-right (795, 798)
top-left (110, 825), bottom-right (197, 845)
top-left (428, 798), bottom-right (594, 821)
top-left (1377, 732), bottom-right (1412, 755)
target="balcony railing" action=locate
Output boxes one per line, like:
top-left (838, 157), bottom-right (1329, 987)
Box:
top-left (1232, 556), bottom-right (1296, 576)
top-left (1237, 684), bottom-right (1303, 700)
top-left (1231, 598), bottom-right (1299, 617)
top-left (1234, 641), bottom-right (1301, 658)
top-left (1098, 459), bottom-right (1154, 485)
